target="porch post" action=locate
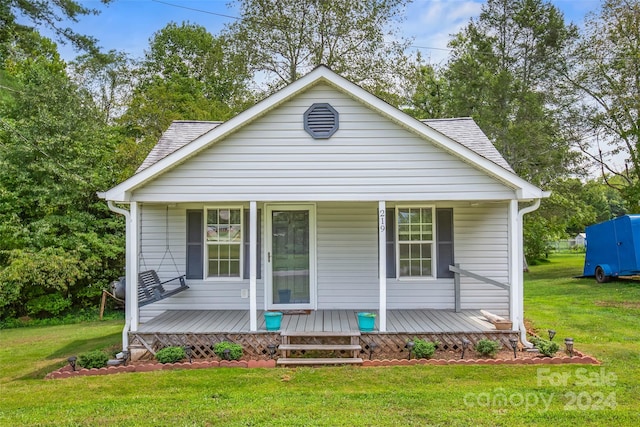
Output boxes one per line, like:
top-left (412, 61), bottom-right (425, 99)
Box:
top-left (129, 201), bottom-right (139, 332)
top-left (378, 201), bottom-right (387, 332)
top-left (249, 201), bottom-right (258, 331)
top-left (508, 200), bottom-right (519, 328)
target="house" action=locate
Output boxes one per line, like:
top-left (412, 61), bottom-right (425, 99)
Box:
top-left (100, 66), bottom-right (548, 361)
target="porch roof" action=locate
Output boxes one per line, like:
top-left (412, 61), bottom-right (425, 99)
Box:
top-left (136, 309), bottom-right (500, 334)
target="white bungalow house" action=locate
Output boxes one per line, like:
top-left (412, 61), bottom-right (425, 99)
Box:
top-left (100, 66), bottom-right (548, 359)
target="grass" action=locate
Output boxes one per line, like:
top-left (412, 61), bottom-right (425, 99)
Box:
top-left (0, 253), bottom-right (638, 426)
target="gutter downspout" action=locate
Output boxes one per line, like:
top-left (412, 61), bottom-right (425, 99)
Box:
top-left (107, 200), bottom-right (132, 352)
top-left (517, 193), bottom-right (550, 348)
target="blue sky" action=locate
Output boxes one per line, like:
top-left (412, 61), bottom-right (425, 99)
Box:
top-left (47, 0), bottom-right (603, 64)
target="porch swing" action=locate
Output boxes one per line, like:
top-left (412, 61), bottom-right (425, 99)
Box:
top-left (138, 206), bottom-right (189, 307)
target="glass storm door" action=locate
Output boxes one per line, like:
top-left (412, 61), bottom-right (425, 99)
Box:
top-left (266, 205), bottom-right (315, 309)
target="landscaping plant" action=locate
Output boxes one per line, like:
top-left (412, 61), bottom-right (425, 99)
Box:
top-left (155, 346), bottom-right (186, 364)
top-left (474, 339), bottom-right (501, 358)
top-left (78, 350), bottom-right (109, 369)
top-left (530, 337), bottom-right (560, 357)
top-left (213, 341), bottom-right (243, 360)
top-left (412, 338), bottom-right (436, 359)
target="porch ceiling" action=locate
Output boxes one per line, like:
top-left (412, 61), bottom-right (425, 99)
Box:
top-left (136, 309), bottom-right (498, 334)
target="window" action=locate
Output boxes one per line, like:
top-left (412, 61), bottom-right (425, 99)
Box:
top-left (397, 207), bottom-right (435, 278)
top-left (206, 207), bottom-right (242, 278)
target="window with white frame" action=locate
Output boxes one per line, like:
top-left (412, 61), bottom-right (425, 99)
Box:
top-left (206, 207), bottom-right (242, 278)
top-left (397, 206), bottom-right (435, 278)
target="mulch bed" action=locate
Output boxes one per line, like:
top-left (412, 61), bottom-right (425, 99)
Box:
top-left (45, 349), bottom-right (598, 379)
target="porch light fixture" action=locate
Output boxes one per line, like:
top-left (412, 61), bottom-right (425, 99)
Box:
top-left (184, 345), bottom-right (193, 363)
top-left (548, 329), bottom-right (556, 341)
top-left (267, 343), bottom-right (277, 359)
top-left (406, 340), bottom-right (415, 360)
top-left (565, 338), bottom-right (574, 357)
top-left (509, 338), bottom-right (518, 359)
top-left (223, 349), bottom-right (231, 361)
top-left (67, 356), bottom-right (77, 371)
top-left (461, 338), bottom-right (471, 360)
top-left (368, 342), bottom-right (378, 360)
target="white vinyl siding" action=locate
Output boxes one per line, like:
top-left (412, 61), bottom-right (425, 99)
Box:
top-left (132, 84), bottom-right (516, 203)
top-left (454, 203), bottom-right (510, 316)
top-left (316, 202), bottom-right (379, 309)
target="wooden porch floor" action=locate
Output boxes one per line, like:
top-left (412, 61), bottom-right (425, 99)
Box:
top-left (137, 309), bottom-right (499, 334)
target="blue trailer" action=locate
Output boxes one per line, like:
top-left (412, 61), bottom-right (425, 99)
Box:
top-left (583, 214), bottom-right (640, 282)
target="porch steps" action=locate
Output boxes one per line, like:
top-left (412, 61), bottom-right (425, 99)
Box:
top-left (277, 331), bottom-right (363, 366)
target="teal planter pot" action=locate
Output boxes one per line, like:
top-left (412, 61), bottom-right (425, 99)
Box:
top-left (264, 311), bottom-right (283, 331)
top-left (357, 312), bottom-right (376, 331)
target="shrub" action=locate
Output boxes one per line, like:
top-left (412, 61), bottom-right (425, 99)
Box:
top-left (412, 338), bottom-right (436, 359)
top-left (155, 346), bottom-right (186, 364)
top-left (213, 341), bottom-right (243, 360)
top-left (474, 339), bottom-right (501, 358)
top-left (530, 337), bottom-right (560, 357)
top-left (78, 350), bottom-right (109, 369)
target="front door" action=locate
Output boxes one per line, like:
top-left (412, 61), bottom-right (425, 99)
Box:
top-left (266, 204), bottom-right (316, 309)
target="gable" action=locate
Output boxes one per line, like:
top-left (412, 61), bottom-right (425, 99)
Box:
top-left (101, 66), bottom-right (544, 202)
top-left (130, 84), bottom-right (518, 202)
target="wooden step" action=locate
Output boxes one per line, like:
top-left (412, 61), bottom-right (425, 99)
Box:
top-left (276, 357), bottom-right (363, 366)
top-left (280, 331), bottom-right (360, 337)
top-left (278, 344), bottom-right (361, 351)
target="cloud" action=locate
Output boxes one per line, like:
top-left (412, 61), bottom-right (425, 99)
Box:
top-left (402, 0), bottom-right (483, 64)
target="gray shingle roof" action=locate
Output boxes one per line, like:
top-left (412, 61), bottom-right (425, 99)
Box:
top-left (136, 121), bottom-right (222, 173)
top-left (421, 117), bottom-right (514, 172)
top-left (136, 117), bottom-right (513, 174)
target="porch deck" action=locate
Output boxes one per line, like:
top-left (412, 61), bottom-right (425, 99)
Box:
top-left (137, 309), bottom-right (498, 334)
top-left (130, 309), bottom-right (517, 360)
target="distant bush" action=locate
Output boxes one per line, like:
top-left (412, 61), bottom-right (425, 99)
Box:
top-left (78, 350), bottom-right (109, 369)
top-left (213, 342), bottom-right (243, 360)
top-left (475, 339), bottom-right (501, 358)
top-left (412, 338), bottom-right (436, 359)
top-left (155, 346), bottom-right (186, 364)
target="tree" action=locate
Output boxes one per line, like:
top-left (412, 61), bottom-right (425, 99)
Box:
top-left (558, 0), bottom-right (640, 210)
top-left (0, 31), bottom-right (124, 319)
top-left (440, 0), bottom-right (580, 187)
top-left (70, 50), bottom-right (135, 124)
top-left (224, 0), bottom-right (411, 102)
top-left (1, 0), bottom-right (112, 58)
top-left (403, 60), bottom-right (449, 119)
top-left (118, 23), bottom-right (252, 177)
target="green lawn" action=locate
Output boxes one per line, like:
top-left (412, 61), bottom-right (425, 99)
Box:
top-left (1, 253), bottom-right (638, 426)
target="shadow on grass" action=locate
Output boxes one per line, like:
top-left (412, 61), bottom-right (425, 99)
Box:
top-left (46, 331), bottom-right (122, 360)
top-left (17, 331), bottom-right (122, 380)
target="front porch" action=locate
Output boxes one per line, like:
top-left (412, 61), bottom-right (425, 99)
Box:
top-left (129, 309), bottom-right (518, 360)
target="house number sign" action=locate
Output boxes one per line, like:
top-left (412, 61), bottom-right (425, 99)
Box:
top-left (379, 209), bottom-right (386, 232)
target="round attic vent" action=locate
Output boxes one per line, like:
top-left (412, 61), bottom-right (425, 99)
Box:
top-left (304, 103), bottom-right (339, 139)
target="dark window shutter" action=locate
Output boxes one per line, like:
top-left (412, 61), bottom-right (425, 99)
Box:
top-left (386, 208), bottom-right (396, 278)
top-left (186, 210), bottom-right (203, 279)
top-left (436, 208), bottom-right (454, 278)
top-left (243, 209), bottom-right (262, 279)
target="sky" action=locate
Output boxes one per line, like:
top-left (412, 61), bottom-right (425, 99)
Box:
top-left (46, 0), bottom-right (604, 65)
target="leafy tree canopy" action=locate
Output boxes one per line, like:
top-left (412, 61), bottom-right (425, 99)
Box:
top-left (1, 0), bottom-right (112, 58)
top-left (224, 0), bottom-right (412, 103)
